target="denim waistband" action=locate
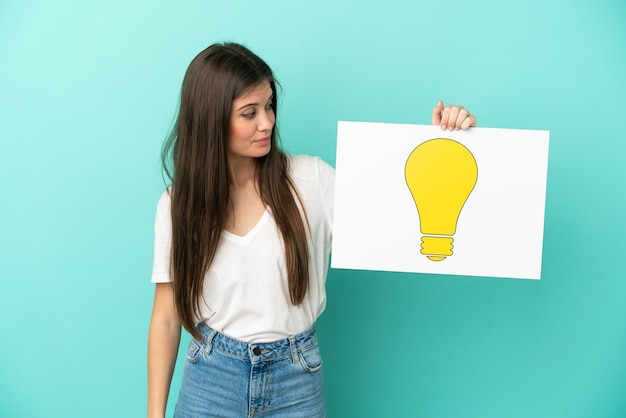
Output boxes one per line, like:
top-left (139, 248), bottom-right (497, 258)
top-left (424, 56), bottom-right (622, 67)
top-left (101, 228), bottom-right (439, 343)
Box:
top-left (196, 322), bottom-right (317, 363)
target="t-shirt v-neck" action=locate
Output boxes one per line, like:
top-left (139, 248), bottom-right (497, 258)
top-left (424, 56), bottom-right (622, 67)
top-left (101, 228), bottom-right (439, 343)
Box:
top-left (221, 210), bottom-right (270, 245)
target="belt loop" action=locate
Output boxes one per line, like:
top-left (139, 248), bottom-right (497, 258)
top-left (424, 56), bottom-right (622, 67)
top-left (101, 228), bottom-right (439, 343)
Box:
top-left (205, 329), bottom-right (217, 355)
top-left (288, 335), bottom-right (299, 364)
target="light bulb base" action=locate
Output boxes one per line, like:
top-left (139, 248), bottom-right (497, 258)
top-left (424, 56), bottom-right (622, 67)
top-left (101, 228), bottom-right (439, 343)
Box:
top-left (421, 236), bottom-right (454, 261)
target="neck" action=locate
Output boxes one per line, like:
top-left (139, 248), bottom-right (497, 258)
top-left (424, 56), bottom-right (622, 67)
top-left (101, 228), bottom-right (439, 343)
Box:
top-left (228, 155), bottom-right (258, 189)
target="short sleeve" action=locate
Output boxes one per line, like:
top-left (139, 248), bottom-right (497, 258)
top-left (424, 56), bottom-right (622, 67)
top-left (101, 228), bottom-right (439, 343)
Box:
top-left (151, 190), bottom-right (173, 283)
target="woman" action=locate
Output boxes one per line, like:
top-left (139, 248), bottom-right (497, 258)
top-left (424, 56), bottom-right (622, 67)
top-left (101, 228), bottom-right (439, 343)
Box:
top-left (148, 42), bottom-right (475, 418)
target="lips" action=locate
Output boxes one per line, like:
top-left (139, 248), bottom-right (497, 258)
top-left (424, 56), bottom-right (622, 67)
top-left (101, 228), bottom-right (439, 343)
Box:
top-left (254, 137), bottom-right (270, 145)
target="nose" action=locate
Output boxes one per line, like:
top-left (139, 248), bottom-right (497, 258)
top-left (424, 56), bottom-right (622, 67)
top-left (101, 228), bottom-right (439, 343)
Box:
top-left (258, 109), bottom-right (275, 132)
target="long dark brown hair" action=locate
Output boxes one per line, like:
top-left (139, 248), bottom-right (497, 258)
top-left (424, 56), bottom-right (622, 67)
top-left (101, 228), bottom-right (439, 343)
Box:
top-left (161, 43), bottom-right (310, 339)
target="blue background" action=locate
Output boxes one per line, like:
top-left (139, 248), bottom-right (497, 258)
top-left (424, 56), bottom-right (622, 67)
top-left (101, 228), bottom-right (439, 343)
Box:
top-left (1, 1), bottom-right (625, 417)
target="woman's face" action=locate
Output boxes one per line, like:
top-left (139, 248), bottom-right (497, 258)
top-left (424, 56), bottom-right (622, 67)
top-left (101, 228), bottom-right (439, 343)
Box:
top-left (227, 80), bottom-right (275, 161)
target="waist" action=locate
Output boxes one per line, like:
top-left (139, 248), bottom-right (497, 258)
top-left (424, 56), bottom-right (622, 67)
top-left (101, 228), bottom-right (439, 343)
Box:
top-left (196, 322), bottom-right (318, 362)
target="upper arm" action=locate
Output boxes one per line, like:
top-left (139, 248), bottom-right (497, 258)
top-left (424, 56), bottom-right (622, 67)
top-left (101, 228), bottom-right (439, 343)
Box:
top-left (152, 190), bottom-right (173, 283)
top-left (317, 158), bottom-right (335, 229)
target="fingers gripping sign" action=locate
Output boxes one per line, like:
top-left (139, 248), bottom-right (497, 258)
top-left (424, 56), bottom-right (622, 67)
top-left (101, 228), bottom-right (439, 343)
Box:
top-left (432, 101), bottom-right (476, 131)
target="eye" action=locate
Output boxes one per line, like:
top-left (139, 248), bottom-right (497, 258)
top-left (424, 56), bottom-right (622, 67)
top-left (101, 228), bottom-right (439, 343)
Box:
top-left (242, 110), bottom-right (256, 119)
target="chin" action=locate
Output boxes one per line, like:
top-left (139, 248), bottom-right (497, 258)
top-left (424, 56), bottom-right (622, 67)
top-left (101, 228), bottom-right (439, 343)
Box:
top-left (256, 147), bottom-right (272, 158)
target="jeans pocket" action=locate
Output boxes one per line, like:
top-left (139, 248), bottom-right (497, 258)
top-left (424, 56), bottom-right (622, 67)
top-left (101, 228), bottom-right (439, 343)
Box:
top-left (186, 339), bottom-right (206, 363)
top-left (298, 342), bottom-right (323, 373)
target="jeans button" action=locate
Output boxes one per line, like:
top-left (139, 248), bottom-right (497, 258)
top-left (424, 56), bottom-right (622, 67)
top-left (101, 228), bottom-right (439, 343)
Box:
top-left (253, 347), bottom-right (262, 356)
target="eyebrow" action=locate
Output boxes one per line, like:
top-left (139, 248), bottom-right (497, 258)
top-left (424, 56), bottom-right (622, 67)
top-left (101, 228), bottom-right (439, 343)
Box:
top-left (235, 95), bottom-right (274, 112)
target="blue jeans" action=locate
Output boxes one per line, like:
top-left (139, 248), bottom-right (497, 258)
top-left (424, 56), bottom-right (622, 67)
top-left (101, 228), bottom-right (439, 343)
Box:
top-left (174, 323), bottom-right (326, 417)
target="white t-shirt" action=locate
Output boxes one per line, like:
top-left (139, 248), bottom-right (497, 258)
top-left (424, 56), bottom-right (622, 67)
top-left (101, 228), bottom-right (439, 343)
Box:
top-left (151, 155), bottom-right (335, 342)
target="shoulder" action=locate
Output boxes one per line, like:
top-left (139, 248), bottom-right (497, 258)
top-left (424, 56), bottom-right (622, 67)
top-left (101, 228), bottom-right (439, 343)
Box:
top-left (155, 188), bottom-right (172, 219)
top-left (284, 154), bottom-right (335, 227)
top-left (287, 154), bottom-right (335, 182)
top-left (157, 188), bottom-right (171, 207)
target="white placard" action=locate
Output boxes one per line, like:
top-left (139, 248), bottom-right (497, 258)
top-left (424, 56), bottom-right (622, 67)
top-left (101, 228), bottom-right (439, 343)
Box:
top-left (331, 122), bottom-right (550, 280)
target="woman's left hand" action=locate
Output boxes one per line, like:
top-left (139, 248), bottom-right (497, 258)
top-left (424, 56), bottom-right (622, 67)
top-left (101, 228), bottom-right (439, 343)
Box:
top-left (431, 101), bottom-right (476, 131)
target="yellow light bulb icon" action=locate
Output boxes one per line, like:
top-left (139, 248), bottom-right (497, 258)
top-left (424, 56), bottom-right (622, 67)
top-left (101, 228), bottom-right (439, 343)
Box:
top-left (405, 139), bottom-right (478, 262)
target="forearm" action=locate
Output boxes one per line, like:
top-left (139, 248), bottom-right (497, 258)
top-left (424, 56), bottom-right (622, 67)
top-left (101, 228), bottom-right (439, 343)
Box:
top-left (147, 315), bottom-right (181, 417)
